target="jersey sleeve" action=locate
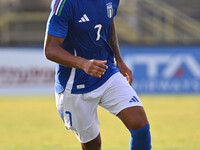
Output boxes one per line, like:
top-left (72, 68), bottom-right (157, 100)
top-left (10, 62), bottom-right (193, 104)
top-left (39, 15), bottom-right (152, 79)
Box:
top-left (46, 0), bottom-right (71, 38)
top-left (113, 0), bottom-right (120, 17)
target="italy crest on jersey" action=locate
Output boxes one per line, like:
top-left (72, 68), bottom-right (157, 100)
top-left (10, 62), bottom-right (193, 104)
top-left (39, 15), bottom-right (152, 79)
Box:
top-left (106, 3), bottom-right (113, 18)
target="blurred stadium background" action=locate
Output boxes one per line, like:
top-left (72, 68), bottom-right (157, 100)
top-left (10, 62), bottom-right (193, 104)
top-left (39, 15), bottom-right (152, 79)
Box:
top-left (1, 0), bottom-right (200, 45)
top-left (0, 0), bottom-right (200, 150)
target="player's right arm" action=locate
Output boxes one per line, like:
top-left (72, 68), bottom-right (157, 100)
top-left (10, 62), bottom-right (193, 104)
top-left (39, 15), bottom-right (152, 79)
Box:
top-left (44, 34), bottom-right (107, 78)
top-left (44, 0), bottom-right (107, 78)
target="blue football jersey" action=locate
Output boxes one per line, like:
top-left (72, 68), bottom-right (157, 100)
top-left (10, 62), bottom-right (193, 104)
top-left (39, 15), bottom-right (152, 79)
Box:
top-left (47, 0), bottom-right (120, 94)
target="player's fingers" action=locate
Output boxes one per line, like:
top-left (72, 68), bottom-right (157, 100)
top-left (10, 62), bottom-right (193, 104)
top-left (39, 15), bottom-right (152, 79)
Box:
top-left (125, 72), bottom-right (133, 85)
top-left (95, 66), bottom-right (106, 73)
top-left (121, 71), bottom-right (126, 77)
top-left (87, 66), bottom-right (105, 77)
top-left (92, 67), bottom-right (106, 77)
top-left (89, 73), bottom-right (99, 78)
top-left (129, 74), bottom-right (133, 85)
top-left (85, 60), bottom-right (108, 77)
top-left (90, 70), bottom-right (104, 78)
top-left (95, 60), bottom-right (108, 69)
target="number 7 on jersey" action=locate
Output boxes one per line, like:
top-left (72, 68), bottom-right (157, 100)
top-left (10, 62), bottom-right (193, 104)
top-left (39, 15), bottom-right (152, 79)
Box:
top-left (94, 24), bottom-right (102, 41)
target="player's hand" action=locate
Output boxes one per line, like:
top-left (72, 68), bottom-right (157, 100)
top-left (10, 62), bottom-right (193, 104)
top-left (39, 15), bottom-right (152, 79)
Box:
top-left (117, 60), bottom-right (133, 85)
top-left (82, 59), bottom-right (108, 78)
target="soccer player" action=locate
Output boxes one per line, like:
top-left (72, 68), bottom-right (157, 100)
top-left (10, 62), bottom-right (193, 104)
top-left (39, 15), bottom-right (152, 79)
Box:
top-left (44, 0), bottom-right (151, 149)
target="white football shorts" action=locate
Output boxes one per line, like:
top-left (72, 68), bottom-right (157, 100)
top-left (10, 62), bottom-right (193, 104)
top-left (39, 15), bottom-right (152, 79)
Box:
top-left (55, 72), bottom-right (143, 143)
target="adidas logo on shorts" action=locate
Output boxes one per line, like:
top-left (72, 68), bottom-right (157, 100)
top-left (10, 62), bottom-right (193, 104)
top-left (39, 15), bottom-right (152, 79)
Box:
top-left (129, 96), bottom-right (139, 103)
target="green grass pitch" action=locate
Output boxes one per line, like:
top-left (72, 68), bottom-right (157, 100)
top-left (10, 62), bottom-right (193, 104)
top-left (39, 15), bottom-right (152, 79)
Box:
top-left (0, 95), bottom-right (200, 150)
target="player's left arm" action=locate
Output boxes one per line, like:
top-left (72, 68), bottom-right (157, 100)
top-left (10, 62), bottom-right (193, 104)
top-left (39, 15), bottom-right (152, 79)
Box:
top-left (110, 19), bottom-right (133, 85)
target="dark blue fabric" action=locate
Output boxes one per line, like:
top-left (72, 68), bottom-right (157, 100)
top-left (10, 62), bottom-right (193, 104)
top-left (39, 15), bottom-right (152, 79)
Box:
top-left (129, 123), bottom-right (152, 150)
top-left (46, 0), bottom-right (120, 94)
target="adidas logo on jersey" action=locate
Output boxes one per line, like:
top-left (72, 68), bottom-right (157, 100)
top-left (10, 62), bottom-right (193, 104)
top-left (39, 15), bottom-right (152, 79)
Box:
top-left (129, 96), bottom-right (139, 103)
top-left (79, 14), bottom-right (90, 23)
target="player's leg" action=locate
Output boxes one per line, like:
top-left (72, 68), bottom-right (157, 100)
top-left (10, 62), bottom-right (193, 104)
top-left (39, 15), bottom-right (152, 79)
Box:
top-left (55, 91), bottom-right (102, 150)
top-left (117, 106), bottom-right (148, 130)
top-left (99, 72), bottom-right (151, 150)
top-left (117, 106), bottom-right (151, 150)
top-left (81, 133), bottom-right (101, 150)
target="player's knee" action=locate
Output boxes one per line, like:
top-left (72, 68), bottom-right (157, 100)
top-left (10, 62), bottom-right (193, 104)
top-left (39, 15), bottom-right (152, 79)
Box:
top-left (81, 134), bottom-right (101, 150)
top-left (81, 141), bottom-right (101, 150)
top-left (118, 106), bottom-right (149, 130)
top-left (132, 107), bottom-right (149, 130)
top-left (91, 137), bottom-right (101, 149)
top-left (95, 139), bottom-right (101, 149)
top-left (131, 116), bottom-right (149, 130)
top-left (133, 112), bottom-right (149, 130)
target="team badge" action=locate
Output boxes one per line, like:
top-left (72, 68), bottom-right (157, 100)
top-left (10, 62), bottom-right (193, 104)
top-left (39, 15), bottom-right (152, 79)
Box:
top-left (106, 3), bottom-right (113, 18)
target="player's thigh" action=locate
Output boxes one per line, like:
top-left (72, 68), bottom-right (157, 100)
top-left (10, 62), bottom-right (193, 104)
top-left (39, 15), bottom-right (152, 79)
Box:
top-left (99, 72), bottom-right (143, 115)
top-left (99, 73), bottom-right (147, 129)
top-left (55, 91), bottom-right (101, 143)
top-left (117, 106), bottom-right (148, 130)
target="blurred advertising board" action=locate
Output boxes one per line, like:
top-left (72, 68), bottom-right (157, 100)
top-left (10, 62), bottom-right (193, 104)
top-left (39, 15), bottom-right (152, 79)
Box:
top-left (0, 46), bottom-right (200, 95)
top-left (121, 46), bottom-right (200, 94)
top-left (0, 47), bottom-right (55, 95)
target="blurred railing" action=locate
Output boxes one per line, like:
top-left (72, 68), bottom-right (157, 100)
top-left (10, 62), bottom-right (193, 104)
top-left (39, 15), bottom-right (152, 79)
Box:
top-left (136, 0), bottom-right (200, 44)
top-left (0, 0), bottom-right (200, 45)
top-left (115, 0), bottom-right (200, 44)
top-left (0, 12), bottom-right (49, 45)
top-left (0, 0), bottom-right (49, 46)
